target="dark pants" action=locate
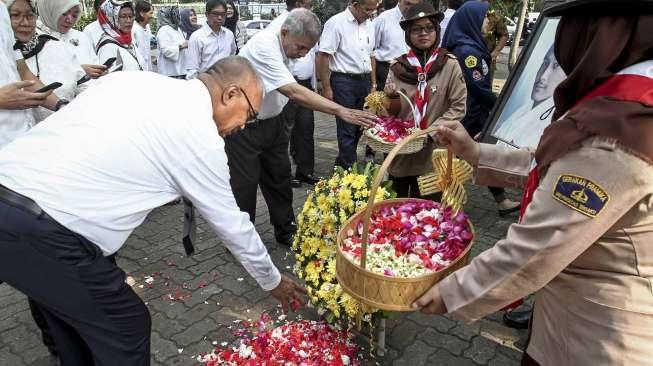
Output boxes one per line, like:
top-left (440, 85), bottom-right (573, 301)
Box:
top-left (390, 175), bottom-right (442, 202)
top-left (0, 199), bottom-right (151, 366)
top-left (375, 61), bottom-right (391, 91)
top-left (331, 72), bottom-right (371, 168)
top-left (224, 114), bottom-right (296, 239)
top-left (289, 78), bottom-right (316, 177)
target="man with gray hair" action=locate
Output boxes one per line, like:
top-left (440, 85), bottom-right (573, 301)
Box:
top-left (229, 8), bottom-right (376, 247)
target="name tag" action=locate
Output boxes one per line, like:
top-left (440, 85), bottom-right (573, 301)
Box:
top-left (552, 174), bottom-right (610, 218)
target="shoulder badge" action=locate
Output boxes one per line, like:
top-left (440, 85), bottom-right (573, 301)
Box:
top-left (552, 174), bottom-right (610, 218)
top-left (482, 59), bottom-right (489, 75)
top-left (465, 55), bottom-right (478, 69)
top-left (471, 69), bottom-right (483, 81)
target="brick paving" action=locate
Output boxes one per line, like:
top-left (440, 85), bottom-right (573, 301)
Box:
top-left (0, 51), bottom-right (530, 366)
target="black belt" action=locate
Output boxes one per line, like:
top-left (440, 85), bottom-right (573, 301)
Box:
top-left (0, 184), bottom-right (54, 221)
top-left (331, 71), bottom-right (371, 80)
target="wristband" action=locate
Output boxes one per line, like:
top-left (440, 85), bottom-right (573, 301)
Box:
top-left (55, 99), bottom-right (69, 111)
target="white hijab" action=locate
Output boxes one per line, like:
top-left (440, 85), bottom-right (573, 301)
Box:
top-left (35, 0), bottom-right (81, 37)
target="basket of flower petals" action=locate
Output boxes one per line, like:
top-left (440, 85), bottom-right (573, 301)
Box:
top-left (336, 129), bottom-right (474, 311)
top-left (364, 116), bottom-right (427, 155)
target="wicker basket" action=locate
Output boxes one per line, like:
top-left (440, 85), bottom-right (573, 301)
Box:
top-left (364, 129), bottom-right (427, 155)
top-left (336, 128), bottom-right (474, 311)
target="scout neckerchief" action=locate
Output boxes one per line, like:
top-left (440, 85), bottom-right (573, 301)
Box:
top-left (405, 48), bottom-right (439, 129)
top-left (503, 66), bottom-right (653, 312)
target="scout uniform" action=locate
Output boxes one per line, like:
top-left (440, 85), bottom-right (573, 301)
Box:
top-left (483, 9), bottom-right (508, 55)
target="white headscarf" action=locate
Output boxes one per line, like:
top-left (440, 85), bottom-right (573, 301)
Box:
top-left (4, 0), bottom-right (18, 8)
top-left (35, 0), bottom-right (81, 36)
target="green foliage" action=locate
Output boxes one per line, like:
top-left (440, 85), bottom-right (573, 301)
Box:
top-left (491, 0), bottom-right (537, 20)
top-left (312, 0), bottom-right (348, 25)
top-left (74, 13), bottom-right (96, 31)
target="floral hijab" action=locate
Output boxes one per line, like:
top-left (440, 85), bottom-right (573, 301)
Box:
top-left (97, 0), bottom-right (133, 47)
top-left (36, 0), bottom-right (81, 38)
top-left (157, 6), bottom-right (180, 30)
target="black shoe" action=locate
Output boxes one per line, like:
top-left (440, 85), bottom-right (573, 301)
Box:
top-left (295, 173), bottom-right (321, 185)
top-left (503, 309), bottom-right (532, 329)
top-left (276, 222), bottom-right (297, 246)
top-left (276, 233), bottom-right (295, 246)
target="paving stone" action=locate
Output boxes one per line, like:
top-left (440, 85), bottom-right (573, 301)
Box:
top-left (386, 320), bottom-right (422, 350)
top-left (451, 322), bottom-right (481, 341)
top-left (151, 331), bottom-right (180, 364)
top-left (463, 336), bottom-right (498, 365)
top-left (420, 328), bottom-right (470, 356)
top-left (406, 312), bottom-right (457, 333)
top-left (0, 348), bottom-right (24, 366)
top-left (171, 318), bottom-right (218, 346)
top-left (489, 351), bottom-right (521, 366)
top-left (427, 348), bottom-right (478, 366)
top-left (392, 340), bottom-right (435, 366)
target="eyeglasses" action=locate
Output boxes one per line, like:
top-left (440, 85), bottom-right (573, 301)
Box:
top-left (119, 14), bottom-right (135, 20)
top-left (410, 24), bottom-right (437, 35)
top-left (9, 12), bottom-right (37, 23)
top-left (208, 11), bottom-right (227, 18)
top-left (236, 86), bottom-right (258, 123)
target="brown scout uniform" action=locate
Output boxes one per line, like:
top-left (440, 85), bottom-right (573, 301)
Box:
top-left (437, 137), bottom-right (653, 365)
top-left (484, 10), bottom-right (509, 53)
top-left (385, 54), bottom-right (468, 177)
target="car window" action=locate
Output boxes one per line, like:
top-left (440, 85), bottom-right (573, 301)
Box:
top-left (247, 22), bottom-right (259, 29)
top-left (261, 22), bottom-right (269, 29)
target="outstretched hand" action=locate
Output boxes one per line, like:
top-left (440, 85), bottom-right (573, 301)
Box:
top-left (270, 274), bottom-right (308, 313)
top-left (336, 107), bottom-right (377, 128)
top-left (411, 284), bottom-right (447, 315)
top-left (0, 81), bottom-right (51, 110)
top-left (434, 120), bottom-right (480, 166)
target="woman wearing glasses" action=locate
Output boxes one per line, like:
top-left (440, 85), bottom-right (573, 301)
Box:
top-left (96, 1), bottom-right (145, 71)
top-left (382, 3), bottom-right (467, 199)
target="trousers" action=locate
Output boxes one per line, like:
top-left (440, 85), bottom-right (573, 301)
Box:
top-left (0, 198), bottom-right (151, 366)
top-left (224, 114), bottom-right (296, 239)
top-left (331, 73), bottom-right (371, 168)
top-left (289, 78), bottom-right (316, 177)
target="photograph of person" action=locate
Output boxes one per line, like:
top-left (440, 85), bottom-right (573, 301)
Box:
top-left (489, 18), bottom-right (566, 150)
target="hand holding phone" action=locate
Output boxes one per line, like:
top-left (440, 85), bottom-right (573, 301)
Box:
top-left (35, 82), bottom-right (63, 93)
top-left (103, 57), bottom-right (117, 68)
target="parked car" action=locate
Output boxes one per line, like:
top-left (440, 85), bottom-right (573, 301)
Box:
top-left (242, 19), bottom-right (271, 40)
top-left (505, 16), bottom-right (516, 43)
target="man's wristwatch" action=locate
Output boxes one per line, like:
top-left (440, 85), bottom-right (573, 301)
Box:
top-left (54, 99), bottom-right (69, 111)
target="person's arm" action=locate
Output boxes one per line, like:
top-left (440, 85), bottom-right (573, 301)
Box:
top-left (414, 140), bottom-right (653, 318)
top-left (157, 27), bottom-right (184, 61)
top-left (370, 56), bottom-right (377, 92)
top-left (16, 59), bottom-right (60, 111)
top-left (460, 53), bottom-right (496, 108)
top-left (316, 51), bottom-right (332, 100)
top-left (491, 19), bottom-right (509, 63)
top-left (278, 82), bottom-right (376, 127)
top-left (0, 80), bottom-right (51, 110)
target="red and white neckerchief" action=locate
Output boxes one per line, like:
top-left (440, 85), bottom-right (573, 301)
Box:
top-left (406, 48), bottom-right (439, 129)
top-left (503, 60), bottom-right (653, 312)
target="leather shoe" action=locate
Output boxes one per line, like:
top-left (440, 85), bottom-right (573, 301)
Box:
top-left (295, 173), bottom-right (321, 185)
top-left (503, 309), bottom-right (532, 329)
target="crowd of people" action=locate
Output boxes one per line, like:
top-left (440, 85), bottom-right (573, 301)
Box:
top-left (0, 0), bottom-right (651, 365)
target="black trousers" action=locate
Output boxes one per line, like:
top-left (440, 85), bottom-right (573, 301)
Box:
top-left (390, 175), bottom-right (442, 202)
top-left (224, 114), bottom-right (296, 239)
top-left (375, 61), bottom-right (391, 91)
top-left (289, 78), bottom-right (316, 177)
top-left (0, 199), bottom-right (150, 366)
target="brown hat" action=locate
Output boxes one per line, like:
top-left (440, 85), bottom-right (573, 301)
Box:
top-left (399, 3), bottom-right (445, 30)
top-left (543, 0), bottom-right (653, 16)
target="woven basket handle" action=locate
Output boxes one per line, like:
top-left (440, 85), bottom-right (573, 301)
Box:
top-left (360, 125), bottom-right (438, 269)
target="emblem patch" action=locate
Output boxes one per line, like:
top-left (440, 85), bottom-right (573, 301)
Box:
top-left (472, 69), bottom-right (482, 81)
top-left (482, 59), bottom-right (489, 75)
top-left (552, 174), bottom-right (610, 218)
top-left (465, 55), bottom-right (478, 69)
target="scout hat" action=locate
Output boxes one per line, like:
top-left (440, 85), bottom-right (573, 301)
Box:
top-left (543, 0), bottom-right (653, 16)
top-left (399, 3), bottom-right (445, 30)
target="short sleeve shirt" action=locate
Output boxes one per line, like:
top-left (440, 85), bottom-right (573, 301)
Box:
top-left (319, 8), bottom-right (375, 74)
top-left (239, 28), bottom-right (295, 120)
top-left (483, 10), bottom-right (508, 52)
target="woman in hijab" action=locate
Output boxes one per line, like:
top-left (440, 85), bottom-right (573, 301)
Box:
top-left (96, 0), bottom-right (144, 71)
top-left (9, 0), bottom-right (88, 122)
top-left (225, 0), bottom-right (247, 51)
top-left (414, 2), bottom-right (653, 365)
top-left (442, 0), bottom-right (520, 215)
top-left (155, 6), bottom-right (188, 78)
top-left (179, 8), bottom-right (201, 40)
top-left (381, 3), bottom-right (466, 199)
top-left (35, 0), bottom-right (106, 79)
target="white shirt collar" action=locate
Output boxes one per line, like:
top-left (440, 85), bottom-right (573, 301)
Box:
top-left (345, 7), bottom-right (357, 23)
top-left (392, 5), bottom-right (403, 20)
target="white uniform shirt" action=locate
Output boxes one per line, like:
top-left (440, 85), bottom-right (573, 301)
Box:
top-left (59, 28), bottom-right (99, 65)
top-left (0, 3), bottom-right (34, 147)
top-left (266, 10), bottom-right (316, 85)
top-left (319, 8), bottom-right (375, 74)
top-left (83, 20), bottom-right (103, 51)
top-left (24, 40), bottom-right (88, 122)
top-left (0, 71), bottom-right (281, 291)
top-left (440, 8), bottom-right (456, 46)
top-left (97, 42), bottom-right (145, 71)
top-left (156, 25), bottom-right (188, 77)
top-left (132, 22), bottom-right (153, 71)
top-left (373, 5), bottom-right (407, 62)
top-left (185, 24), bottom-right (236, 79)
top-left (239, 29), bottom-right (295, 120)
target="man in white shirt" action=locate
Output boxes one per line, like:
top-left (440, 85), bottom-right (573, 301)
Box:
top-left (317, 0), bottom-right (378, 168)
top-left (0, 57), bottom-right (305, 365)
top-left (439, 0), bottom-right (464, 46)
top-left (185, 0), bottom-right (236, 79)
top-left (373, 0), bottom-right (422, 90)
top-left (229, 9), bottom-right (376, 247)
top-left (82, 0), bottom-right (104, 50)
top-left (0, 2), bottom-right (61, 148)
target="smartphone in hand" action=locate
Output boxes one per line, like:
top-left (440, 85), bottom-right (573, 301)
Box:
top-left (103, 57), bottom-right (117, 68)
top-left (35, 82), bottom-right (62, 93)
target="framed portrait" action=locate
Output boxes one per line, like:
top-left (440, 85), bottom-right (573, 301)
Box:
top-left (481, 16), bottom-right (567, 150)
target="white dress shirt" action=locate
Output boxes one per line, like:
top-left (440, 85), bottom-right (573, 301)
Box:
top-left (83, 20), bottom-right (103, 51)
top-left (185, 24), bottom-right (236, 79)
top-left (373, 5), bottom-right (408, 62)
top-left (156, 25), bottom-right (188, 77)
top-left (440, 8), bottom-right (456, 46)
top-left (24, 40), bottom-right (88, 122)
top-left (59, 29), bottom-right (100, 65)
top-left (97, 41), bottom-right (145, 71)
top-left (239, 28), bottom-right (295, 120)
top-left (0, 3), bottom-right (34, 148)
top-left (266, 10), bottom-right (316, 85)
top-left (132, 22), bottom-right (153, 71)
top-left (0, 71), bottom-right (282, 291)
top-left (319, 7), bottom-right (375, 74)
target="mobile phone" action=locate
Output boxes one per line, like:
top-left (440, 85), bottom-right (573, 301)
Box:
top-left (35, 82), bottom-right (62, 93)
top-left (103, 57), bottom-right (117, 68)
